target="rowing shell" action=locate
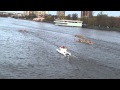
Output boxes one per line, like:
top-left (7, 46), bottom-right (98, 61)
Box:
top-left (56, 49), bottom-right (71, 57)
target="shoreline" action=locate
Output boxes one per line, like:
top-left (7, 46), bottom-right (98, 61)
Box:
top-left (86, 26), bottom-right (120, 32)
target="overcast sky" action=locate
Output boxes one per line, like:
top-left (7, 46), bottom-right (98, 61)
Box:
top-left (1, 11), bottom-right (120, 17)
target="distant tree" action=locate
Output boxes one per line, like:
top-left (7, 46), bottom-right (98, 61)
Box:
top-left (53, 15), bottom-right (58, 20)
top-left (66, 14), bottom-right (71, 20)
top-left (107, 16), bottom-right (116, 28)
top-left (114, 17), bottom-right (120, 28)
top-left (88, 17), bottom-right (96, 26)
top-left (24, 13), bottom-right (37, 20)
top-left (72, 13), bottom-right (78, 20)
top-left (80, 17), bottom-right (87, 24)
top-left (59, 16), bottom-right (66, 20)
top-left (29, 13), bottom-right (37, 19)
top-left (43, 14), bottom-right (55, 23)
top-left (96, 12), bottom-right (108, 27)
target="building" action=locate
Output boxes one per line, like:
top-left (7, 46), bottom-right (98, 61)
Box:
top-left (81, 11), bottom-right (93, 18)
top-left (24, 11), bottom-right (49, 17)
top-left (31, 11), bottom-right (49, 21)
top-left (34, 11), bottom-right (49, 17)
top-left (57, 11), bottom-right (65, 17)
top-left (24, 11), bottom-right (34, 16)
top-left (23, 11), bottom-right (49, 21)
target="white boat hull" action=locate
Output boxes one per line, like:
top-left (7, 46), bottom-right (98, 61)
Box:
top-left (56, 49), bottom-right (71, 57)
top-left (54, 20), bottom-right (83, 27)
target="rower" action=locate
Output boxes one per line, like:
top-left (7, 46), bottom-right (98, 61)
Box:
top-left (59, 46), bottom-right (67, 52)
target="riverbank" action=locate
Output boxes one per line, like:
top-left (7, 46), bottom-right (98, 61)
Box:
top-left (6, 16), bottom-right (120, 32)
top-left (84, 26), bottom-right (120, 32)
top-left (42, 21), bottom-right (54, 24)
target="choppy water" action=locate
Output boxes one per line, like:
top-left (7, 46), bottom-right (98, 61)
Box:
top-left (0, 17), bottom-right (120, 79)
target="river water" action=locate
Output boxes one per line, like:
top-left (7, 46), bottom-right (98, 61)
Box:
top-left (0, 17), bottom-right (120, 79)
